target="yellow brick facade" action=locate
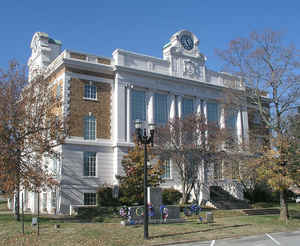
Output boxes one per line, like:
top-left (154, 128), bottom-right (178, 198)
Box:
top-left (69, 78), bottom-right (111, 139)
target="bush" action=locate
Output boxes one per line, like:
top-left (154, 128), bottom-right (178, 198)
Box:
top-left (77, 207), bottom-right (99, 220)
top-left (97, 186), bottom-right (120, 206)
top-left (91, 216), bottom-right (104, 223)
top-left (162, 188), bottom-right (182, 205)
top-left (244, 184), bottom-right (274, 203)
top-left (77, 206), bottom-right (119, 220)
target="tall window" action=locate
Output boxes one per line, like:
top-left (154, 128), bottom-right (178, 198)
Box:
top-left (84, 115), bottom-right (96, 140)
top-left (51, 192), bottom-right (57, 208)
top-left (182, 98), bottom-right (194, 118)
top-left (214, 160), bottom-right (223, 180)
top-left (52, 158), bottom-right (57, 175)
top-left (131, 90), bottom-right (146, 123)
top-left (83, 152), bottom-right (96, 176)
top-left (42, 193), bottom-right (47, 210)
top-left (56, 84), bottom-right (61, 99)
top-left (232, 162), bottom-right (239, 180)
top-left (162, 160), bottom-right (171, 179)
top-left (225, 109), bottom-right (238, 146)
top-left (187, 158), bottom-right (198, 184)
top-left (207, 102), bottom-right (219, 124)
top-left (155, 93), bottom-right (168, 125)
top-left (84, 193), bottom-right (96, 205)
top-left (84, 84), bottom-right (97, 100)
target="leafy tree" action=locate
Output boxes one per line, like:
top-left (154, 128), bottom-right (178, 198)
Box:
top-left (155, 114), bottom-right (225, 204)
top-left (0, 61), bottom-right (68, 220)
top-left (117, 143), bottom-right (164, 205)
top-left (254, 135), bottom-right (300, 211)
top-left (217, 30), bottom-right (300, 220)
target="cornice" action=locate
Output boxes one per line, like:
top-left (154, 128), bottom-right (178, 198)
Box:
top-left (114, 65), bottom-right (241, 93)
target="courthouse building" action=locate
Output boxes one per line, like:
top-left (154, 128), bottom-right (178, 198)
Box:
top-left (19, 30), bottom-right (251, 214)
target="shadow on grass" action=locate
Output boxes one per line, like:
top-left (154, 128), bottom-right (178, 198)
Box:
top-left (150, 223), bottom-right (252, 239)
top-left (0, 213), bottom-right (71, 224)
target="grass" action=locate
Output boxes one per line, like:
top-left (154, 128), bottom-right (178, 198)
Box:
top-left (0, 203), bottom-right (300, 246)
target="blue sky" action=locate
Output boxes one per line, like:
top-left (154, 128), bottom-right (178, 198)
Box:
top-left (1, 0), bottom-right (299, 72)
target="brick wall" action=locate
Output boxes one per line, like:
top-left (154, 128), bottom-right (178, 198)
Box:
top-left (69, 78), bottom-right (111, 139)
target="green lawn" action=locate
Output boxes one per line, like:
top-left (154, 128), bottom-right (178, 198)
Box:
top-left (0, 203), bottom-right (300, 246)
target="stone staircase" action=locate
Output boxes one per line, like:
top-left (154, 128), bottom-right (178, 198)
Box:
top-left (209, 186), bottom-right (251, 209)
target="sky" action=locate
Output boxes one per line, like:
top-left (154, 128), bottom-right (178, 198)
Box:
top-left (1, 0), bottom-right (299, 72)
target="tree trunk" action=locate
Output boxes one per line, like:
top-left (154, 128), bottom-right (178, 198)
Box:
top-left (181, 191), bottom-right (187, 205)
top-left (15, 163), bottom-right (20, 221)
top-left (279, 189), bottom-right (289, 221)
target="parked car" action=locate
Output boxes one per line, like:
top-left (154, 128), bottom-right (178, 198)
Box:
top-left (296, 196), bottom-right (300, 203)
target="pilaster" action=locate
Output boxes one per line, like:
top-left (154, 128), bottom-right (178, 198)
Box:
top-left (147, 90), bottom-right (154, 124)
top-left (126, 86), bottom-right (131, 142)
top-left (169, 94), bottom-right (176, 119)
top-left (177, 95), bottom-right (182, 118)
top-left (237, 109), bottom-right (243, 145)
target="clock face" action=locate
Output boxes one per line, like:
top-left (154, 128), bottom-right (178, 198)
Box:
top-left (180, 35), bottom-right (194, 50)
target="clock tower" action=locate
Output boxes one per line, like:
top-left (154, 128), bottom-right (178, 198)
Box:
top-left (163, 30), bottom-right (206, 81)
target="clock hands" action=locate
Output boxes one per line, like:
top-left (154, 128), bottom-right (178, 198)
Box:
top-left (181, 35), bottom-right (194, 50)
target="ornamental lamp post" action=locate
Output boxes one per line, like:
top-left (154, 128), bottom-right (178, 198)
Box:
top-left (134, 120), bottom-right (155, 240)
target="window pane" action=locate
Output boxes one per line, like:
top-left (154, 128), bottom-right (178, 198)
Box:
top-left (56, 85), bottom-right (61, 99)
top-left (84, 116), bottom-right (96, 140)
top-left (226, 110), bottom-right (237, 129)
top-left (52, 158), bottom-right (57, 175)
top-left (182, 98), bottom-right (194, 118)
top-left (84, 84), bottom-right (96, 99)
top-left (175, 96), bottom-right (178, 117)
top-left (131, 90), bottom-right (146, 122)
top-left (83, 152), bottom-right (96, 176)
top-left (155, 93), bottom-right (168, 124)
top-left (207, 102), bottom-right (219, 123)
top-left (84, 85), bottom-right (90, 98)
top-left (51, 192), bottom-right (56, 208)
top-left (214, 161), bottom-right (222, 180)
top-left (84, 193), bottom-right (96, 205)
top-left (162, 160), bottom-right (171, 179)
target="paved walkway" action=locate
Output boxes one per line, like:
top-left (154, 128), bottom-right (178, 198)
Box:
top-left (169, 231), bottom-right (300, 246)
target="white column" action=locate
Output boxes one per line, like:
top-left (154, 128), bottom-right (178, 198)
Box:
top-left (169, 94), bottom-right (176, 119)
top-left (195, 98), bottom-right (201, 115)
top-left (220, 104), bottom-right (225, 129)
top-left (202, 100), bottom-right (207, 123)
top-left (242, 107), bottom-right (249, 146)
top-left (126, 86), bottom-right (131, 142)
top-left (237, 109), bottom-right (243, 144)
top-left (147, 91), bottom-right (154, 124)
top-left (177, 95), bottom-right (182, 118)
top-left (113, 73), bottom-right (126, 143)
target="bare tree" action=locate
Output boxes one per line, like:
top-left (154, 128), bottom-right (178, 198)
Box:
top-left (217, 30), bottom-right (300, 220)
top-left (155, 114), bottom-right (225, 204)
top-left (0, 61), bottom-right (68, 220)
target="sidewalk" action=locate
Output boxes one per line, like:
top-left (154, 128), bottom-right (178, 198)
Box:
top-left (168, 230), bottom-right (300, 246)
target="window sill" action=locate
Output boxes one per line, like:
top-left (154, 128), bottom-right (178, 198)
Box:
top-left (83, 97), bottom-right (98, 102)
top-left (82, 176), bottom-right (98, 178)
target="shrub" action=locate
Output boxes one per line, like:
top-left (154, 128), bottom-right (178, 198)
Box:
top-left (97, 186), bottom-right (120, 206)
top-left (244, 183), bottom-right (274, 203)
top-left (162, 188), bottom-right (182, 205)
top-left (77, 206), bottom-right (119, 220)
top-left (77, 207), bottom-right (99, 220)
top-left (91, 216), bottom-right (104, 223)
